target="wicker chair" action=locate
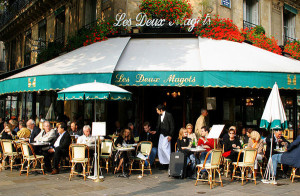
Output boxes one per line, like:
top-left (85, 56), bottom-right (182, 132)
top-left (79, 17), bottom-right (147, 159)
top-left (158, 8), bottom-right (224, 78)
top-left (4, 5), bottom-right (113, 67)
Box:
top-left (195, 149), bottom-right (223, 189)
top-left (19, 142), bottom-right (45, 176)
top-left (69, 144), bottom-right (90, 181)
top-left (231, 148), bottom-right (257, 185)
top-left (129, 141), bottom-right (152, 177)
top-left (0, 139), bottom-right (22, 171)
top-left (290, 167), bottom-right (300, 183)
top-left (100, 139), bottom-right (113, 173)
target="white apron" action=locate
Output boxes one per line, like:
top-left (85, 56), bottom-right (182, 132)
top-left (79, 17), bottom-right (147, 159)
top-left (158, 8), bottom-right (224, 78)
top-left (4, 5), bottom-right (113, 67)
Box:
top-left (158, 134), bottom-right (171, 164)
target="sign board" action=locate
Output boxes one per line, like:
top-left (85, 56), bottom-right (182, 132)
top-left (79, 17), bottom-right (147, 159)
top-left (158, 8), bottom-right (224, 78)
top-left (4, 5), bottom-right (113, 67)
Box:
top-left (206, 97), bottom-right (216, 110)
top-left (221, 0), bottom-right (231, 8)
top-left (92, 122), bottom-right (106, 136)
top-left (207, 125), bottom-right (225, 139)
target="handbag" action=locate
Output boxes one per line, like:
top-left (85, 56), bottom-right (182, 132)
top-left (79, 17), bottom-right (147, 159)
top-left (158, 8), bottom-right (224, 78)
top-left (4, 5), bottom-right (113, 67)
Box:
top-left (222, 150), bottom-right (231, 158)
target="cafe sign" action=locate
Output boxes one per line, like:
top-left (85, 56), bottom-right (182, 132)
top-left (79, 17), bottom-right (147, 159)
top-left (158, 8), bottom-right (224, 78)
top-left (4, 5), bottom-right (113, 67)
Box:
top-left (113, 12), bottom-right (211, 32)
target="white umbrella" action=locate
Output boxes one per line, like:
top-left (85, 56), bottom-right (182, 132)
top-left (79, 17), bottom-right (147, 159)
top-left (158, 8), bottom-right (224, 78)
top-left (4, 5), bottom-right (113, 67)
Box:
top-left (57, 81), bottom-right (132, 182)
top-left (260, 82), bottom-right (288, 184)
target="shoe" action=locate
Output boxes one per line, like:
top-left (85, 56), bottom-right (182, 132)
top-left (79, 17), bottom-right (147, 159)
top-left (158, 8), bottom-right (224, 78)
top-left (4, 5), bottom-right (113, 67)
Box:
top-left (51, 169), bottom-right (59, 175)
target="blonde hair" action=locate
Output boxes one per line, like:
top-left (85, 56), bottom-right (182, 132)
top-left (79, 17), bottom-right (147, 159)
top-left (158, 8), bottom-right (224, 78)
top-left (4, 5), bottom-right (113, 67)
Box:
top-left (121, 128), bottom-right (132, 140)
top-left (186, 123), bottom-right (193, 129)
top-left (250, 131), bottom-right (261, 142)
top-left (178, 128), bottom-right (187, 140)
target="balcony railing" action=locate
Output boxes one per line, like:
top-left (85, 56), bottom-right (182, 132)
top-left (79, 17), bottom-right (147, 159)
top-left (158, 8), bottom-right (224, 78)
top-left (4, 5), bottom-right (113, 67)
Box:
top-left (243, 20), bottom-right (257, 30)
top-left (0, 0), bottom-right (33, 28)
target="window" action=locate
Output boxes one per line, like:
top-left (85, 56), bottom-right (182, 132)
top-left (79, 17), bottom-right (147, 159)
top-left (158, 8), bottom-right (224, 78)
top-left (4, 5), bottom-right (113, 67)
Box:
top-left (85, 0), bottom-right (97, 26)
top-left (243, 0), bottom-right (259, 29)
top-left (55, 7), bottom-right (65, 44)
top-left (9, 39), bottom-right (16, 70)
top-left (283, 4), bottom-right (297, 43)
top-left (24, 29), bottom-right (31, 66)
top-left (38, 19), bottom-right (47, 50)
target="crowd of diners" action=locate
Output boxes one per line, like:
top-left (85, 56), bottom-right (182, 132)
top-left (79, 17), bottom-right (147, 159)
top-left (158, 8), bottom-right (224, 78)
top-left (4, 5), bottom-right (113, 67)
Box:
top-left (0, 108), bottom-right (300, 182)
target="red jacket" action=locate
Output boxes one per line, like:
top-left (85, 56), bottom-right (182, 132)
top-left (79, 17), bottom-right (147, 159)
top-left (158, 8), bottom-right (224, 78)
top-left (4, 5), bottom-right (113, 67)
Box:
top-left (198, 138), bottom-right (214, 152)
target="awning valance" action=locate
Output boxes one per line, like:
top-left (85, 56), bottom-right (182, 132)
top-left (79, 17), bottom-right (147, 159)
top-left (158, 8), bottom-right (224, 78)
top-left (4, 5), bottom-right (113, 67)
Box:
top-left (112, 37), bottom-right (300, 89)
top-left (0, 37), bottom-right (130, 95)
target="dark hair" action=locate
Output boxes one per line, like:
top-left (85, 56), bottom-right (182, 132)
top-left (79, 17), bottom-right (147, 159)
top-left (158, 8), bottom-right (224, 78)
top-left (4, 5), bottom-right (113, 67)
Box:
top-left (143, 121), bottom-right (150, 127)
top-left (60, 122), bottom-right (67, 130)
top-left (20, 122), bottom-right (26, 128)
top-left (246, 128), bottom-right (253, 134)
top-left (201, 126), bottom-right (209, 133)
top-left (156, 104), bottom-right (166, 111)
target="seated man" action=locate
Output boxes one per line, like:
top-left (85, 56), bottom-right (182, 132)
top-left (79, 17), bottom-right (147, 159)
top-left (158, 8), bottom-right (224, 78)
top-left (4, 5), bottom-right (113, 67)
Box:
top-left (34, 121), bottom-right (56, 143)
top-left (77, 125), bottom-right (95, 146)
top-left (198, 126), bottom-right (214, 164)
top-left (26, 119), bottom-right (41, 143)
top-left (266, 130), bottom-right (290, 159)
top-left (69, 121), bottom-right (83, 136)
top-left (272, 135), bottom-right (300, 179)
top-left (139, 122), bottom-right (159, 167)
top-left (17, 121), bottom-right (31, 139)
top-left (44, 122), bottom-right (71, 174)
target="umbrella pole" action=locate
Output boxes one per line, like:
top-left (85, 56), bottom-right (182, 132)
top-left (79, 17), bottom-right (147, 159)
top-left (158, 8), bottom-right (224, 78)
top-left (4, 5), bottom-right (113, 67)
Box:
top-left (94, 99), bottom-right (96, 122)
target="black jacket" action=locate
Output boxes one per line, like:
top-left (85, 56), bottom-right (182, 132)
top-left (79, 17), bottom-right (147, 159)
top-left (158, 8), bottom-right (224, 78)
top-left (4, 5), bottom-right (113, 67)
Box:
top-left (139, 131), bottom-right (159, 148)
top-left (266, 134), bottom-right (290, 159)
top-left (51, 131), bottom-right (71, 152)
top-left (156, 111), bottom-right (175, 137)
top-left (29, 126), bottom-right (41, 143)
top-left (224, 137), bottom-right (241, 152)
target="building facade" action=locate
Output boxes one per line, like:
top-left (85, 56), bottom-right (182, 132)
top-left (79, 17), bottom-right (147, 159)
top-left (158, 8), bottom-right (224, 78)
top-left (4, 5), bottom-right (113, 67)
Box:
top-left (0, 0), bottom-right (299, 137)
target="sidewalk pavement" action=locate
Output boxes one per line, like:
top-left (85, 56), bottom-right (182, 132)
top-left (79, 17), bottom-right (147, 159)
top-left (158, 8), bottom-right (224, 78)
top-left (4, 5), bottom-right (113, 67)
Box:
top-left (0, 167), bottom-right (299, 196)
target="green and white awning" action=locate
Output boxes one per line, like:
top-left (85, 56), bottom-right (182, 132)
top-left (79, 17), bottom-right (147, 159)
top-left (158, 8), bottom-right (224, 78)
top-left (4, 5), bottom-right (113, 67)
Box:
top-left (57, 82), bottom-right (131, 101)
top-left (1, 37), bottom-right (300, 95)
top-left (0, 37), bottom-right (130, 95)
top-left (112, 38), bottom-right (300, 89)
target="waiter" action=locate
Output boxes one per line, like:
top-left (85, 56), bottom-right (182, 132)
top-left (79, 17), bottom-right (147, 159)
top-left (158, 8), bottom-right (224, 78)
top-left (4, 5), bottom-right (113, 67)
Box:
top-left (156, 104), bottom-right (174, 170)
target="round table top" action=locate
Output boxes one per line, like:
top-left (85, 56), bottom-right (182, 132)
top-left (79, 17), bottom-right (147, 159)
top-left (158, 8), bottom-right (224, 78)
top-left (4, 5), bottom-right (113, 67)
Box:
top-left (183, 147), bottom-right (206, 152)
top-left (116, 147), bottom-right (135, 151)
top-left (30, 142), bottom-right (50, 146)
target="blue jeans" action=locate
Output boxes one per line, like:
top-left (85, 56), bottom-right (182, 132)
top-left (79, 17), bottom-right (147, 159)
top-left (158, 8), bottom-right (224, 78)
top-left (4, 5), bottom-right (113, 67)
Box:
top-left (200, 151), bottom-right (211, 164)
top-left (145, 147), bottom-right (158, 167)
top-left (272, 154), bottom-right (282, 176)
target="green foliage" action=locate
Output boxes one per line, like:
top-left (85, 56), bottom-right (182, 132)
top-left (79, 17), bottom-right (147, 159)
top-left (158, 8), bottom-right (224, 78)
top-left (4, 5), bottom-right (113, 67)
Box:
top-left (253, 25), bottom-right (266, 35)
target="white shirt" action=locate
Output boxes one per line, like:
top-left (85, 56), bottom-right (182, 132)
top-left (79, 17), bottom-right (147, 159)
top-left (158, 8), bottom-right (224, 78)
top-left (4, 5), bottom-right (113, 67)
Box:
top-left (77, 134), bottom-right (95, 146)
top-left (54, 131), bottom-right (66, 148)
top-left (161, 111), bottom-right (165, 122)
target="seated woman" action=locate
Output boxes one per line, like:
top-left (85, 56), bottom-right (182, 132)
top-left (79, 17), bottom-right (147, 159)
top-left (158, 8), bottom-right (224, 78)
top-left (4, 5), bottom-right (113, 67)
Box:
top-left (247, 130), bottom-right (264, 175)
top-left (186, 123), bottom-right (197, 144)
top-left (223, 129), bottom-right (242, 162)
top-left (114, 128), bottom-right (135, 177)
top-left (177, 128), bottom-right (197, 179)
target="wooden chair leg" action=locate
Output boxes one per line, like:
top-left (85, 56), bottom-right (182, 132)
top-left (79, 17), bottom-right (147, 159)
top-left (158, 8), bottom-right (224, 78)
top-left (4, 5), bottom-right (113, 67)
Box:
top-left (253, 167), bottom-right (256, 185)
top-left (20, 159), bottom-right (25, 176)
top-left (231, 165), bottom-right (236, 181)
top-left (209, 169), bottom-right (213, 189)
top-left (40, 159), bottom-right (45, 175)
top-left (106, 159), bottom-right (109, 173)
top-left (217, 169), bottom-right (223, 187)
top-left (10, 157), bottom-right (13, 172)
top-left (129, 160), bottom-right (133, 175)
top-left (195, 167), bottom-right (200, 186)
top-left (83, 163), bottom-right (86, 181)
top-left (27, 160), bottom-right (30, 177)
top-left (148, 160), bottom-right (152, 175)
top-left (241, 168), bottom-right (245, 186)
top-left (141, 161), bottom-right (144, 177)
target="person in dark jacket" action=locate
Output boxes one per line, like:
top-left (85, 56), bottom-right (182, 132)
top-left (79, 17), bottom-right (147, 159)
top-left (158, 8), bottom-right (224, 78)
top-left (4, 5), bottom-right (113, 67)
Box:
top-left (223, 129), bottom-right (242, 162)
top-left (43, 122), bottom-right (71, 174)
top-left (139, 122), bottom-right (159, 166)
top-left (26, 119), bottom-right (41, 143)
top-left (272, 135), bottom-right (300, 178)
top-left (266, 130), bottom-right (290, 159)
top-left (114, 128), bottom-right (135, 177)
top-left (156, 104), bottom-right (174, 169)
